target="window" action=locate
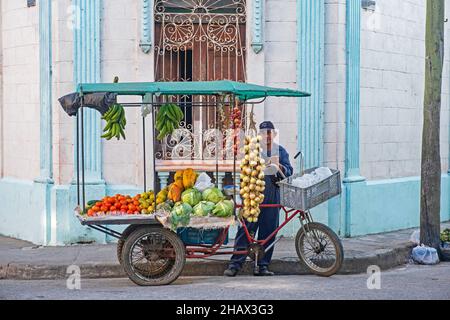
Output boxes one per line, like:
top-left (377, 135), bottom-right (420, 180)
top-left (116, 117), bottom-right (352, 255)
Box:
top-left (154, 0), bottom-right (247, 163)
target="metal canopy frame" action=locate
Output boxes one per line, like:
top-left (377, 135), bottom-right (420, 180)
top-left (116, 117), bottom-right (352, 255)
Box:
top-left (75, 91), bottom-right (244, 218)
top-left (75, 81), bottom-right (310, 225)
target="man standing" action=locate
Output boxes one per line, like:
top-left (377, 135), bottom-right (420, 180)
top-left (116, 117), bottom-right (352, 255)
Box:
top-left (224, 121), bottom-right (293, 276)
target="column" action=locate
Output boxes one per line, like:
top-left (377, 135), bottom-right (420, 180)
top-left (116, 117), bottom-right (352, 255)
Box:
top-left (37, 0), bottom-right (53, 183)
top-left (158, 172), bottom-right (170, 189)
top-left (297, 0), bottom-right (325, 169)
top-left (140, 0), bottom-right (152, 54)
top-left (217, 172), bottom-right (227, 190)
top-left (251, 0), bottom-right (264, 53)
top-left (344, 0), bottom-right (365, 183)
top-left (73, 0), bottom-right (103, 184)
top-left (36, 0), bottom-right (54, 245)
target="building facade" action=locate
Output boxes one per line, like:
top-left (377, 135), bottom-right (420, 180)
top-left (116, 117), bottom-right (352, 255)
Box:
top-left (0, 0), bottom-right (449, 245)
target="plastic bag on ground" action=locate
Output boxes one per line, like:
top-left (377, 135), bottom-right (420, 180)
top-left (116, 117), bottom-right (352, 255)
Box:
top-left (194, 172), bottom-right (214, 192)
top-left (411, 245), bottom-right (440, 265)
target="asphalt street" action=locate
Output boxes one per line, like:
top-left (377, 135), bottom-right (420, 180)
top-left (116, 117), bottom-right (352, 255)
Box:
top-left (1, 262), bottom-right (449, 300)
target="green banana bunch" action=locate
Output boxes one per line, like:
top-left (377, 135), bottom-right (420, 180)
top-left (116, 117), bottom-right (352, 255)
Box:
top-left (101, 103), bottom-right (127, 141)
top-left (156, 104), bottom-right (184, 141)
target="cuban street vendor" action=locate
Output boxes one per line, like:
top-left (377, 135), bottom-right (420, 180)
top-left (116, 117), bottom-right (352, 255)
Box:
top-left (224, 121), bottom-right (293, 277)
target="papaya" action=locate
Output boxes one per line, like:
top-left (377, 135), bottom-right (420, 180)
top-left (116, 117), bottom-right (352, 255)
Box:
top-left (168, 183), bottom-right (183, 202)
top-left (174, 170), bottom-right (184, 181)
top-left (183, 168), bottom-right (197, 189)
top-left (174, 170), bottom-right (184, 189)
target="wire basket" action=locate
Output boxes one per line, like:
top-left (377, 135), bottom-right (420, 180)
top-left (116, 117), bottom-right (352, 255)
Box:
top-left (278, 168), bottom-right (342, 211)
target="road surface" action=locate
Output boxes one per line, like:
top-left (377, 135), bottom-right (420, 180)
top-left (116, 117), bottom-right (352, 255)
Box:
top-left (1, 263), bottom-right (449, 300)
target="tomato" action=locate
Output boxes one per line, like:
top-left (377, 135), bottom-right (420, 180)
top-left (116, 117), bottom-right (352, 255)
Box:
top-left (96, 202), bottom-right (102, 207)
top-left (133, 200), bottom-right (140, 206)
top-left (120, 200), bottom-right (127, 205)
top-left (92, 206), bottom-right (100, 212)
top-left (121, 205), bottom-right (128, 211)
top-left (87, 209), bottom-right (94, 216)
top-left (110, 206), bottom-right (117, 211)
top-left (127, 210), bottom-right (133, 215)
top-left (100, 206), bottom-right (108, 212)
top-left (134, 210), bottom-right (140, 214)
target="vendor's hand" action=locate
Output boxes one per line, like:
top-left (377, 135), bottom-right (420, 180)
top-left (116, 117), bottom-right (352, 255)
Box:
top-left (264, 163), bottom-right (280, 176)
top-left (268, 156), bottom-right (280, 166)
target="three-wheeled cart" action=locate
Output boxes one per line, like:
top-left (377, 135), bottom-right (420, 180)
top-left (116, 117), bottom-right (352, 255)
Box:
top-left (68, 81), bottom-right (344, 286)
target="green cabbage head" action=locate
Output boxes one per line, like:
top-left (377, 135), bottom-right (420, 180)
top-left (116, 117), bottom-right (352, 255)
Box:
top-left (202, 187), bottom-right (225, 204)
top-left (192, 201), bottom-right (215, 217)
top-left (170, 202), bottom-right (192, 229)
top-left (181, 188), bottom-right (202, 207)
top-left (212, 200), bottom-right (234, 218)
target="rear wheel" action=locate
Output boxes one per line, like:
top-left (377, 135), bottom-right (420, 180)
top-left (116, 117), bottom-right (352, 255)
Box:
top-left (117, 225), bottom-right (140, 265)
top-left (295, 222), bottom-right (344, 277)
top-left (121, 226), bottom-right (186, 286)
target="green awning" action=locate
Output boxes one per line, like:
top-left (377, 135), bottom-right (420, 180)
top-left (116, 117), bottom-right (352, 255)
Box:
top-left (76, 80), bottom-right (310, 101)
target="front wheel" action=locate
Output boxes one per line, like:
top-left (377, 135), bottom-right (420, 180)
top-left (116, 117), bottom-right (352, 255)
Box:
top-left (121, 226), bottom-right (186, 286)
top-left (295, 222), bottom-right (344, 277)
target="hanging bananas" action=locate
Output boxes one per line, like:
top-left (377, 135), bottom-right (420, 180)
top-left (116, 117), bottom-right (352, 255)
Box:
top-left (101, 103), bottom-right (127, 141)
top-left (156, 104), bottom-right (184, 141)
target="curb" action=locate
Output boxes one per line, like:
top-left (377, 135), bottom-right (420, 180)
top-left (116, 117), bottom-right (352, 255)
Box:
top-left (0, 242), bottom-right (415, 280)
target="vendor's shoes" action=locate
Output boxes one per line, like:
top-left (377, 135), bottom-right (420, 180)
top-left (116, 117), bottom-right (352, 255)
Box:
top-left (224, 267), bottom-right (239, 277)
top-left (254, 266), bottom-right (275, 276)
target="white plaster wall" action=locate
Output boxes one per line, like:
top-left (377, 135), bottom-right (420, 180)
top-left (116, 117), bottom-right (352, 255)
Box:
top-left (101, 0), bottom-right (153, 187)
top-left (52, 0), bottom-right (75, 185)
top-left (264, 0), bottom-right (299, 170)
top-left (360, 0), bottom-right (450, 180)
top-left (323, 0), bottom-right (346, 172)
top-left (0, 0), bottom-right (3, 178)
top-left (1, 0), bottom-right (40, 180)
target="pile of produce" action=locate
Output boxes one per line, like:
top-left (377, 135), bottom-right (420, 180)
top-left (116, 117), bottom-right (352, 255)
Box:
top-left (441, 229), bottom-right (450, 243)
top-left (240, 135), bottom-right (266, 223)
top-left (101, 103), bottom-right (127, 140)
top-left (151, 168), bottom-right (235, 229)
top-left (84, 191), bottom-right (155, 217)
top-left (168, 186), bottom-right (234, 229)
top-left (156, 104), bottom-right (184, 141)
top-left (81, 168), bottom-right (235, 226)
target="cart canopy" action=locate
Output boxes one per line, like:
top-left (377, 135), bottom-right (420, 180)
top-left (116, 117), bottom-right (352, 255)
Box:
top-left (76, 80), bottom-right (310, 101)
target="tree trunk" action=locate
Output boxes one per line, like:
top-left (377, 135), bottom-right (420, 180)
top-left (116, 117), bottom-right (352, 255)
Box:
top-left (420, 0), bottom-right (444, 252)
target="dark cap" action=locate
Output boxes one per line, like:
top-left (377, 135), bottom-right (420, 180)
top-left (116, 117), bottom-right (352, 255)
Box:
top-left (259, 121), bottom-right (275, 130)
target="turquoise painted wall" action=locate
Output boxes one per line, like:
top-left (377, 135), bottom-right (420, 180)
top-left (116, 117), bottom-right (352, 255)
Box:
top-left (345, 175), bottom-right (450, 236)
top-left (0, 179), bottom-right (47, 244)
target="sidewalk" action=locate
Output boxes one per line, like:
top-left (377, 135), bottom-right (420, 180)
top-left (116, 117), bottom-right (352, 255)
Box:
top-left (1, 223), bottom-right (449, 280)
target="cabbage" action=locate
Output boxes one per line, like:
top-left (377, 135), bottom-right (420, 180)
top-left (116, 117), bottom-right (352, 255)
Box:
top-left (181, 188), bottom-right (202, 207)
top-left (212, 200), bottom-right (234, 217)
top-left (170, 203), bottom-right (192, 229)
top-left (193, 201), bottom-right (215, 217)
top-left (156, 201), bottom-right (173, 213)
top-left (202, 187), bottom-right (225, 204)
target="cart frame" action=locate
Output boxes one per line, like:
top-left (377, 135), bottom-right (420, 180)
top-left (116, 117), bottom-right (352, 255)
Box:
top-left (70, 81), bottom-right (343, 285)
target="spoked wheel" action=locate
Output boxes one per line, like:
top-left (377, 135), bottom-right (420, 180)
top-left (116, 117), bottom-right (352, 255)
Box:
top-left (117, 225), bottom-right (140, 265)
top-left (121, 226), bottom-right (186, 286)
top-left (295, 222), bottom-right (344, 277)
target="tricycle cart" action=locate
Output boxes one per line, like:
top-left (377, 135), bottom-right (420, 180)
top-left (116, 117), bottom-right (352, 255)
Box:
top-left (67, 81), bottom-right (343, 286)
